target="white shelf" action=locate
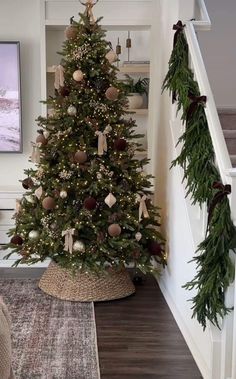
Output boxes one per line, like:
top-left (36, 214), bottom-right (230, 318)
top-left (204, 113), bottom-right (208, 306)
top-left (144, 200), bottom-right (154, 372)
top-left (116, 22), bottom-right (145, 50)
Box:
top-left (119, 64), bottom-right (150, 74)
top-left (47, 64), bottom-right (150, 75)
top-left (127, 108), bottom-right (148, 115)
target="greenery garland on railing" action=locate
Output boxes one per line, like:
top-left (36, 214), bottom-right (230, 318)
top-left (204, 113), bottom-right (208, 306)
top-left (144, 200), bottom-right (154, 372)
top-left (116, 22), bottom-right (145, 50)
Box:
top-left (162, 20), bottom-right (236, 329)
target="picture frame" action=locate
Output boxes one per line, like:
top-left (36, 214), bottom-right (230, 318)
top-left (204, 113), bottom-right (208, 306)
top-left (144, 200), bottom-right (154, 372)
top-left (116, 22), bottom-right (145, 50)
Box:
top-left (0, 41), bottom-right (22, 153)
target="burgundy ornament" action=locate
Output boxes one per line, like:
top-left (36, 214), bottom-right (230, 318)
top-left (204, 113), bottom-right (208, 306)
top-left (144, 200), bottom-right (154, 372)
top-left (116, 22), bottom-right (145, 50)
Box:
top-left (10, 235), bottom-right (23, 246)
top-left (84, 197), bottom-right (97, 210)
top-left (22, 178), bottom-right (34, 190)
top-left (148, 241), bottom-right (162, 257)
top-left (114, 138), bottom-right (127, 151)
top-left (60, 87), bottom-right (70, 97)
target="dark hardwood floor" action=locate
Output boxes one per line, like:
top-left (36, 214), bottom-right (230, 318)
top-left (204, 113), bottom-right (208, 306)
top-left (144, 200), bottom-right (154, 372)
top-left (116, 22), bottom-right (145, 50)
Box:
top-left (95, 274), bottom-right (202, 379)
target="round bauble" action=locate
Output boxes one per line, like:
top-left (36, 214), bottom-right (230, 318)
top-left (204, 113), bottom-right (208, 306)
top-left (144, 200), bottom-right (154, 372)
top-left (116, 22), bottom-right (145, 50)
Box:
top-left (60, 87), bottom-right (70, 97)
top-left (135, 232), bottom-right (142, 242)
top-left (22, 178), bottom-right (34, 190)
top-left (108, 223), bottom-right (122, 237)
top-left (105, 50), bottom-right (117, 64)
top-left (84, 197), bottom-right (97, 210)
top-left (67, 105), bottom-right (77, 116)
top-left (148, 240), bottom-right (162, 257)
top-left (36, 134), bottom-right (47, 145)
top-left (28, 230), bottom-right (40, 240)
top-left (10, 235), bottom-right (23, 245)
top-left (42, 196), bottom-right (56, 210)
top-left (73, 69), bottom-right (84, 82)
top-left (93, 79), bottom-right (109, 92)
top-left (74, 150), bottom-right (87, 164)
top-left (65, 25), bottom-right (78, 40)
top-left (60, 190), bottom-right (68, 199)
top-left (114, 138), bottom-right (127, 151)
top-left (105, 86), bottom-right (119, 101)
top-left (73, 240), bottom-right (85, 253)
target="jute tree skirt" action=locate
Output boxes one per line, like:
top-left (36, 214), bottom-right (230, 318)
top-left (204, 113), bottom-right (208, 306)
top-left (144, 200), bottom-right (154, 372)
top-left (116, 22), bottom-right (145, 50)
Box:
top-left (39, 261), bottom-right (135, 302)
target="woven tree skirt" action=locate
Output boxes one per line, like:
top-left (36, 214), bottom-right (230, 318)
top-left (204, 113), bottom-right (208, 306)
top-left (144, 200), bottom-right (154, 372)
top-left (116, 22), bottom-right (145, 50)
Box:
top-left (39, 261), bottom-right (135, 302)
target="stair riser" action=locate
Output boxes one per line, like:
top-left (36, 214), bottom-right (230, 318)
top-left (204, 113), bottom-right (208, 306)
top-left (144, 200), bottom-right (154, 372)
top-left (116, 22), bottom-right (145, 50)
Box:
top-left (225, 139), bottom-right (236, 155)
top-left (219, 114), bottom-right (236, 130)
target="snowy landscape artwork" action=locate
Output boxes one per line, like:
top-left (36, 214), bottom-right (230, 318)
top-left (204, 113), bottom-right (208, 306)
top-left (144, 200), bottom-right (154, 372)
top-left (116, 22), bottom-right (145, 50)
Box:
top-left (0, 42), bottom-right (22, 152)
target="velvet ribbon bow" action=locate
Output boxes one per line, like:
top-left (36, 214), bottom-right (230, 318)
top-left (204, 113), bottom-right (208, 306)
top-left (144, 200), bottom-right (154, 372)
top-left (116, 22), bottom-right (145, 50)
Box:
top-left (173, 20), bottom-right (185, 47)
top-left (54, 65), bottom-right (65, 90)
top-left (186, 94), bottom-right (207, 122)
top-left (137, 194), bottom-right (149, 222)
top-left (207, 182), bottom-right (231, 226)
top-left (62, 229), bottom-right (75, 254)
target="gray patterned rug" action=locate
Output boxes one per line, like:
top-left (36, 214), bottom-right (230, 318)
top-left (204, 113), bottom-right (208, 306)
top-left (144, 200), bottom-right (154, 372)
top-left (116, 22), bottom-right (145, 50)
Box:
top-left (0, 280), bottom-right (100, 379)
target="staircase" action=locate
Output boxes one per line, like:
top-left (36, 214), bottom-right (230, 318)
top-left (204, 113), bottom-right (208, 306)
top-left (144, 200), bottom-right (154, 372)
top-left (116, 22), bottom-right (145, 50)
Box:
top-left (149, 1), bottom-right (236, 378)
top-left (220, 113), bottom-right (236, 167)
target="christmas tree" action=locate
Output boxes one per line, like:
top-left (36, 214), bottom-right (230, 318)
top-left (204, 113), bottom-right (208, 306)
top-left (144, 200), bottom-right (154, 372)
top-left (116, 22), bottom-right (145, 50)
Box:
top-left (4, 1), bottom-right (166, 275)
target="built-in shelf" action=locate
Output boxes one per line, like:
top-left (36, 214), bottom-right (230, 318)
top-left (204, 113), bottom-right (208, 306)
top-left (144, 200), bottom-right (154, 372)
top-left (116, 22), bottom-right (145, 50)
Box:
top-left (47, 64), bottom-right (150, 75)
top-left (119, 64), bottom-right (150, 74)
top-left (127, 108), bottom-right (148, 115)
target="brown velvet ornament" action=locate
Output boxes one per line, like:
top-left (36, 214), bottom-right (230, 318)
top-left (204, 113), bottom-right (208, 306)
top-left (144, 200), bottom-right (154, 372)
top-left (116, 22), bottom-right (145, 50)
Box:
top-left (84, 197), bottom-right (97, 210)
top-left (10, 235), bottom-right (23, 245)
top-left (148, 241), bottom-right (162, 257)
top-left (114, 138), bottom-right (127, 151)
top-left (60, 87), bottom-right (70, 97)
top-left (65, 25), bottom-right (78, 39)
top-left (108, 223), bottom-right (122, 237)
top-left (36, 134), bottom-right (47, 145)
top-left (74, 151), bottom-right (88, 164)
top-left (22, 178), bottom-right (34, 190)
top-left (42, 196), bottom-right (56, 210)
top-left (105, 86), bottom-right (119, 101)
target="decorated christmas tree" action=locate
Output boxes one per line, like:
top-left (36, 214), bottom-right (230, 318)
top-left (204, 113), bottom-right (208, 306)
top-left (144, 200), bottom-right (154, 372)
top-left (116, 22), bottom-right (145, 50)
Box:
top-left (4, 1), bottom-right (166, 287)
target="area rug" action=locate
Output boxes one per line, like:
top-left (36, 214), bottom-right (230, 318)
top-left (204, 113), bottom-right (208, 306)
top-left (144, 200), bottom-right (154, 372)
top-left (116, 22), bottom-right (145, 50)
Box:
top-left (0, 279), bottom-right (100, 379)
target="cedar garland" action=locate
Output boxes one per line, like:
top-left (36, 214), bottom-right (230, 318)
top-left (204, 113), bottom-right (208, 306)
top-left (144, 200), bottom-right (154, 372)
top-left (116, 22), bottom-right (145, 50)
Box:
top-left (162, 21), bottom-right (236, 329)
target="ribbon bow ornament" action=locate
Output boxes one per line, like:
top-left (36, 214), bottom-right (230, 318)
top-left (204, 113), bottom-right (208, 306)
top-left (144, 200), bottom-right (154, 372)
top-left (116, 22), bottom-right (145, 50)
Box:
top-left (80, 0), bottom-right (98, 24)
top-left (62, 228), bottom-right (75, 254)
top-left (186, 94), bottom-right (207, 122)
top-left (207, 182), bottom-right (231, 227)
top-left (54, 65), bottom-right (65, 90)
top-left (31, 143), bottom-right (40, 164)
top-left (173, 20), bottom-right (185, 47)
top-left (95, 126), bottom-right (111, 156)
top-left (137, 194), bottom-right (149, 222)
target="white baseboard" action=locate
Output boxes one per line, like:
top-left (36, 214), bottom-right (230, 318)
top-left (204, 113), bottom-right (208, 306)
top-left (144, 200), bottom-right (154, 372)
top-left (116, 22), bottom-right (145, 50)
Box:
top-left (156, 275), bottom-right (210, 379)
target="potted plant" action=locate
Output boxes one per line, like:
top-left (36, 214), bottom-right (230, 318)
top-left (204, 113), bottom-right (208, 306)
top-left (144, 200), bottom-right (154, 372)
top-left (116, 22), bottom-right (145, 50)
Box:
top-left (122, 75), bottom-right (149, 109)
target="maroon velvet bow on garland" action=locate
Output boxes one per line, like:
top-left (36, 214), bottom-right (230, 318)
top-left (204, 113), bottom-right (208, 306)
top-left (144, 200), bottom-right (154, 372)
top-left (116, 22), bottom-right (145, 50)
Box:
top-left (207, 182), bottom-right (231, 227)
top-left (186, 94), bottom-right (207, 122)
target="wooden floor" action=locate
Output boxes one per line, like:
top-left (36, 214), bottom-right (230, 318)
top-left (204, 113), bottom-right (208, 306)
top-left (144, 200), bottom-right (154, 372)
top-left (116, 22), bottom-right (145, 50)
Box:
top-left (95, 274), bottom-right (202, 379)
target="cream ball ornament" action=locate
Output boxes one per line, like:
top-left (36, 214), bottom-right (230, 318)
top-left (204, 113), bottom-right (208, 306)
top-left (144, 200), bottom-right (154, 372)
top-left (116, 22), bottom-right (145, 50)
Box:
top-left (28, 230), bottom-right (40, 240)
top-left (67, 105), bottom-right (77, 116)
top-left (60, 190), bottom-right (68, 199)
top-left (73, 69), bottom-right (84, 82)
top-left (105, 50), bottom-right (117, 64)
top-left (73, 240), bottom-right (85, 253)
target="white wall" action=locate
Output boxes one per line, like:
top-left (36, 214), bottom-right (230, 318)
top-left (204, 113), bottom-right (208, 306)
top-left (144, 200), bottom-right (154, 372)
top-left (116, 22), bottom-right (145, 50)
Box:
top-left (198, 0), bottom-right (236, 109)
top-left (0, 0), bottom-right (41, 186)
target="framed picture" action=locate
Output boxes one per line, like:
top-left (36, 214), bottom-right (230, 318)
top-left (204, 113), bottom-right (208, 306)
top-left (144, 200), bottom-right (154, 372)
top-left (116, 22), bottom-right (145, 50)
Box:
top-left (0, 41), bottom-right (22, 152)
